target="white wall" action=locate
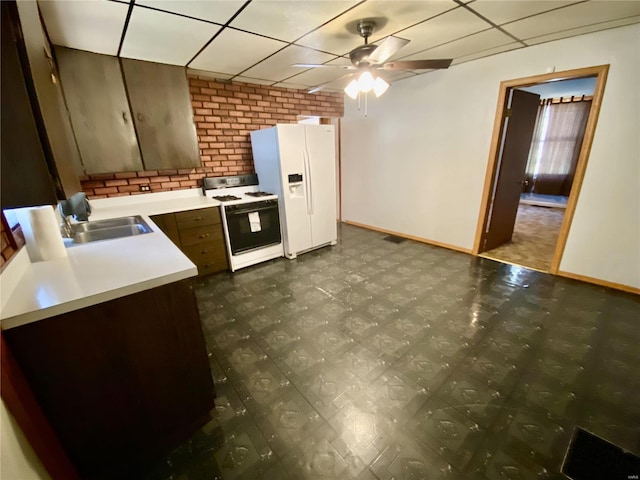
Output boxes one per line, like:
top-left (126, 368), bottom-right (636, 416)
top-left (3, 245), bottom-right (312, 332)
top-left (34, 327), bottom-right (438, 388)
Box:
top-left (341, 25), bottom-right (640, 288)
top-left (1, 400), bottom-right (51, 480)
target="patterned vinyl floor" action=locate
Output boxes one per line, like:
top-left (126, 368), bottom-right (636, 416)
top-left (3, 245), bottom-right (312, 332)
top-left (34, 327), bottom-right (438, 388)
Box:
top-left (481, 204), bottom-right (565, 272)
top-left (144, 223), bottom-right (640, 480)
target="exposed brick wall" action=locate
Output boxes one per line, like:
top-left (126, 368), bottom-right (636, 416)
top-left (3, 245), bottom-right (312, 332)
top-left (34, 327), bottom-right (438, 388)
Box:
top-left (81, 77), bottom-right (344, 199)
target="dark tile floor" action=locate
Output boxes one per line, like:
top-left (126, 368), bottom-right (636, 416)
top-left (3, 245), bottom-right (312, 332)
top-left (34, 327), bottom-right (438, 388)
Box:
top-left (145, 223), bottom-right (640, 480)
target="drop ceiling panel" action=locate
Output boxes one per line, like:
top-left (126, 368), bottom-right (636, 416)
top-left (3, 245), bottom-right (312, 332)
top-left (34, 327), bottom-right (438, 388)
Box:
top-left (231, 0), bottom-right (360, 42)
top-left (232, 76), bottom-right (276, 86)
top-left (503, 0), bottom-right (640, 41)
top-left (38, 0), bottom-right (129, 55)
top-left (453, 42), bottom-right (523, 65)
top-left (402, 29), bottom-right (516, 63)
top-left (135, 0), bottom-right (246, 25)
top-left (524, 15), bottom-right (640, 45)
top-left (469, 0), bottom-right (580, 26)
top-left (189, 29), bottom-right (287, 74)
top-left (393, 7), bottom-right (494, 60)
top-left (295, 1), bottom-right (457, 55)
top-left (242, 45), bottom-right (336, 82)
top-left (121, 7), bottom-right (221, 65)
top-left (186, 69), bottom-right (234, 81)
top-left (286, 66), bottom-right (353, 87)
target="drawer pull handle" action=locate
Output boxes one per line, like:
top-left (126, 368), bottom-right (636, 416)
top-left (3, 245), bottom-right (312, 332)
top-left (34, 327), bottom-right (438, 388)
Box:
top-left (193, 217), bottom-right (204, 221)
top-left (200, 250), bottom-right (209, 255)
top-left (198, 233), bottom-right (210, 239)
top-left (202, 263), bottom-right (213, 268)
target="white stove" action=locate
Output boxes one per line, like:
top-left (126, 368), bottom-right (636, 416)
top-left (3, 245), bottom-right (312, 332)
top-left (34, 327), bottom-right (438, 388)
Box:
top-left (202, 174), bottom-right (283, 271)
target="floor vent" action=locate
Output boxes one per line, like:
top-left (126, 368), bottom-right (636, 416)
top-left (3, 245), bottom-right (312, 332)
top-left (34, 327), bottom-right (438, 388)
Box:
top-left (384, 235), bottom-right (407, 244)
top-left (562, 427), bottom-right (640, 480)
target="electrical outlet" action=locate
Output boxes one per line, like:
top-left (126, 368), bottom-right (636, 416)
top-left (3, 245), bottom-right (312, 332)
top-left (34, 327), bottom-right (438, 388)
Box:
top-left (140, 184), bottom-right (151, 192)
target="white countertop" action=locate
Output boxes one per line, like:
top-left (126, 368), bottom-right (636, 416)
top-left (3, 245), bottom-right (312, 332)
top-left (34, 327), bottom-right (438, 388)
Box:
top-left (0, 188), bottom-right (221, 330)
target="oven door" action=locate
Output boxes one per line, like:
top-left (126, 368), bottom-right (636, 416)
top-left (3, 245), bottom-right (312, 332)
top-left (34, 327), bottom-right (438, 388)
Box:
top-left (224, 200), bottom-right (281, 255)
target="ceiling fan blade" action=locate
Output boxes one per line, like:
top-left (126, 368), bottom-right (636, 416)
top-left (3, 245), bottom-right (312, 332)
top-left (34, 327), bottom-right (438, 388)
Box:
top-left (307, 73), bottom-right (354, 94)
top-left (368, 36), bottom-right (410, 64)
top-left (382, 59), bottom-right (453, 70)
top-left (293, 63), bottom-right (355, 69)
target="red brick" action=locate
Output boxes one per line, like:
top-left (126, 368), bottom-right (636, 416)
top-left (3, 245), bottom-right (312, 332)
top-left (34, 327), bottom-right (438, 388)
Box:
top-left (161, 181), bottom-right (181, 188)
top-left (114, 172), bottom-right (138, 179)
top-left (94, 187), bottom-right (118, 194)
top-left (150, 176), bottom-right (171, 183)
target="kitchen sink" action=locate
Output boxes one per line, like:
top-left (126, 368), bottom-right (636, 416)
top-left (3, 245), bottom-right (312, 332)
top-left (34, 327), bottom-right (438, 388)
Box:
top-left (71, 216), bottom-right (152, 243)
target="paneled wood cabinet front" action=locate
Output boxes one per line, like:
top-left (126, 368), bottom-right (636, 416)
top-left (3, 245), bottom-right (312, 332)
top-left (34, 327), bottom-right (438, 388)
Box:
top-left (121, 58), bottom-right (201, 170)
top-left (55, 47), bottom-right (143, 174)
top-left (151, 207), bottom-right (228, 276)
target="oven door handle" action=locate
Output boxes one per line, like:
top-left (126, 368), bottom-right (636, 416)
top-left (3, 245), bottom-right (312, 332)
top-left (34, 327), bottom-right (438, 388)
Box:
top-left (227, 205), bottom-right (277, 215)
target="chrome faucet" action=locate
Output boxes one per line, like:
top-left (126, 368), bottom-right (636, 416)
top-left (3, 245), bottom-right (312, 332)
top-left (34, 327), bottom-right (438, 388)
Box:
top-left (57, 203), bottom-right (74, 238)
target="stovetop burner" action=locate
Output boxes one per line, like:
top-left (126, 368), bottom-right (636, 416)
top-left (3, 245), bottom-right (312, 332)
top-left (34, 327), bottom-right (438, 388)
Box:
top-left (213, 195), bottom-right (241, 201)
top-left (245, 191), bottom-right (274, 197)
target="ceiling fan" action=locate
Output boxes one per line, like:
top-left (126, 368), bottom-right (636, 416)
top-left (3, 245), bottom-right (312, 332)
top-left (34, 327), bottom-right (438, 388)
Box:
top-left (294, 20), bottom-right (453, 96)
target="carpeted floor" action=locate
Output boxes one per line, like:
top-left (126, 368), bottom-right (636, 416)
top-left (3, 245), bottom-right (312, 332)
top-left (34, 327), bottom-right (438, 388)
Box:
top-left (481, 204), bottom-right (565, 272)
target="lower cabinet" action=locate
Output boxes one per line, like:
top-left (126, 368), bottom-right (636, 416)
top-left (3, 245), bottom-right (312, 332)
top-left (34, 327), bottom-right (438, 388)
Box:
top-left (3, 280), bottom-right (215, 480)
top-left (152, 207), bottom-right (229, 276)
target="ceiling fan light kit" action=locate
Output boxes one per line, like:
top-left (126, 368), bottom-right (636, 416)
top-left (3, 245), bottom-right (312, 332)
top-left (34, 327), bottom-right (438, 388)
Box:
top-left (293, 19), bottom-right (452, 112)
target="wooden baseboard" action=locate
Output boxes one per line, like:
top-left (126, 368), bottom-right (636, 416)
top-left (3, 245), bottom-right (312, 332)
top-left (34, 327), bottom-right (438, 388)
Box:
top-left (557, 270), bottom-right (640, 295)
top-left (342, 220), bottom-right (473, 254)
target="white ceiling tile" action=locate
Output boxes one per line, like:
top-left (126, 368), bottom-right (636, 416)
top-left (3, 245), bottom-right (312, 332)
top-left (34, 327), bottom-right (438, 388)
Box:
top-left (232, 76), bottom-right (276, 86)
top-left (189, 29), bottom-right (286, 75)
top-left (38, 0), bottom-right (129, 55)
top-left (242, 45), bottom-right (336, 82)
top-left (273, 82), bottom-right (314, 90)
top-left (121, 6), bottom-right (220, 65)
top-left (401, 28), bottom-right (516, 63)
top-left (503, 0), bottom-right (640, 40)
top-left (392, 7), bottom-right (493, 60)
top-left (231, 0), bottom-right (359, 42)
top-left (286, 65), bottom-right (354, 88)
top-left (469, 1), bottom-right (581, 26)
top-left (186, 68), bottom-right (234, 80)
top-left (135, 0), bottom-right (246, 25)
top-left (524, 15), bottom-right (640, 45)
top-left (453, 42), bottom-right (523, 65)
top-left (295, 1), bottom-right (457, 55)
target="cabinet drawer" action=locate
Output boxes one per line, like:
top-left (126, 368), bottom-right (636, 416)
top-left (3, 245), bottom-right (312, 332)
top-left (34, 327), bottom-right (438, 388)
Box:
top-left (196, 257), bottom-right (228, 276)
top-left (175, 207), bottom-right (220, 230)
top-left (180, 224), bottom-right (224, 247)
top-left (182, 241), bottom-right (225, 263)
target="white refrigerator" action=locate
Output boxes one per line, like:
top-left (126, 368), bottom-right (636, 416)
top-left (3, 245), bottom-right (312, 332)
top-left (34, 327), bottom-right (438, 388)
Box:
top-left (250, 124), bottom-right (337, 259)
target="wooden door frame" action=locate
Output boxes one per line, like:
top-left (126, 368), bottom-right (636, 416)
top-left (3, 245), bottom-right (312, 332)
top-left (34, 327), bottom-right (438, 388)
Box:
top-left (472, 64), bottom-right (609, 274)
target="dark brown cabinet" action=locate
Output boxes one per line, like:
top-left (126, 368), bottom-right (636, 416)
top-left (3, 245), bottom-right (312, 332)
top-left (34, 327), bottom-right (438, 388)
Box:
top-left (1, 2), bottom-right (57, 209)
top-left (3, 280), bottom-right (215, 480)
top-left (55, 47), bottom-right (143, 174)
top-left (151, 207), bottom-right (229, 276)
top-left (13, 0), bottom-right (83, 197)
top-left (121, 58), bottom-right (201, 170)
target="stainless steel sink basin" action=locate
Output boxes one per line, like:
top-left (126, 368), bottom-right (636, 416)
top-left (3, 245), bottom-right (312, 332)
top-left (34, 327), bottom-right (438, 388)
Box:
top-left (71, 216), bottom-right (152, 243)
top-left (73, 215), bottom-right (148, 233)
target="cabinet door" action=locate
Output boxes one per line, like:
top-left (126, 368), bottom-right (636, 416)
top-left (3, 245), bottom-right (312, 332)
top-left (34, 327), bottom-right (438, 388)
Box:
top-left (1, 2), bottom-right (57, 208)
top-left (121, 59), bottom-right (200, 170)
top-left (56, 47), bottom-right (143, 174)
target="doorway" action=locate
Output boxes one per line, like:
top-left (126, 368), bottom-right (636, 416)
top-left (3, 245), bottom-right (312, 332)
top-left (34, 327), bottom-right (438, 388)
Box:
top-left (473, 65), bottom-right (609, 274)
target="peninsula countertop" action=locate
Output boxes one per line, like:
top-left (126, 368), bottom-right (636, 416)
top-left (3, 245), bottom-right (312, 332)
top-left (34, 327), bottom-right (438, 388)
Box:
top-left (0, 189), bottom-right (221, 330)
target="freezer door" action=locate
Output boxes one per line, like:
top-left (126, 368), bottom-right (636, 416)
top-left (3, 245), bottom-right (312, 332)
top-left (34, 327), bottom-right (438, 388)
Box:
top-left (304, 125), bottom-right (337, 247)
top-left (276, 125), bottom-right (313, 255)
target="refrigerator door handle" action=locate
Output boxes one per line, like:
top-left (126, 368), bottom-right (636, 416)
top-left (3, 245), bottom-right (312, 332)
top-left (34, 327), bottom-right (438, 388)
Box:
top-left (303, 147), bottom-right (312, 214)
top-left (306, 145), bottom-right (314, 215)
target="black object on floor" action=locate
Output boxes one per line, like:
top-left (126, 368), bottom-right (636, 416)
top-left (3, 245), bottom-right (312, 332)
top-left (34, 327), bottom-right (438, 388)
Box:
top-left (383, 235), bottom-right (406, 244)
top-left (562, 427), bottom-right (640, 480)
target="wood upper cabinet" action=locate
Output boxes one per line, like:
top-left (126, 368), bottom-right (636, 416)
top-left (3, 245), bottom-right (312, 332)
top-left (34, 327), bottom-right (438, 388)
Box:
top-left (55, 47), bottom-right (143, 174)
top-left (121, 59), bottom-right (201, 170)
top-left (1, 2), bottom-right (57, 208)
